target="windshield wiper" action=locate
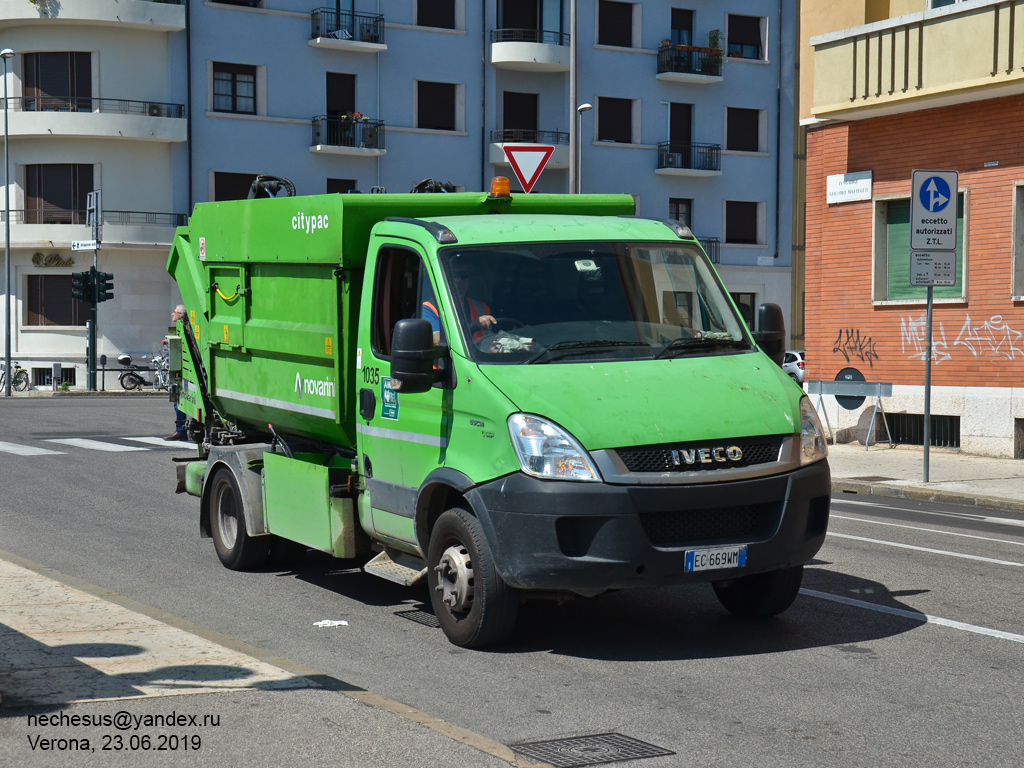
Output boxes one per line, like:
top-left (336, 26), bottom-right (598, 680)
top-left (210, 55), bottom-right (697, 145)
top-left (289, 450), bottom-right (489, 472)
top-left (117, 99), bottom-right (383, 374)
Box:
top-left (654, 334), bottom-right (748, 360)
top-left (524, 339), bottom-right (649, 364)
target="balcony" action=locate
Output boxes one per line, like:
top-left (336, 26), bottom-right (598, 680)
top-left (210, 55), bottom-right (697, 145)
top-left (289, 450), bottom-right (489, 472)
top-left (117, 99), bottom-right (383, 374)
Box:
top-left (656, 45), bottom-right (723, 83)
top-left (488, 129), bottom-right (570, 169)
top-left (697, 236), bottom-right (720, 264)
top-left (309, 8), bottom-right (386, 52)
top-left (1, 209), bottom-right (187, 248)
top-left (655, 142), bottom-right (721, 176)
top-left (490, 29), bottom-right (570, 72)
top-left (2, 97), bottom-right (186, 142)
top-left (311, 115), bottom-right (386, 156)
top-left (811, 0), bottom-right (1024, 121)
top-left (0, 0), bottom-right (185, 32)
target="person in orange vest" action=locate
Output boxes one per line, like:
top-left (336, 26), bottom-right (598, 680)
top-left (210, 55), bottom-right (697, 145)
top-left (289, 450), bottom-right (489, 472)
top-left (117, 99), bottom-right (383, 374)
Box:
top-left (422, 261), bottom-right (496, 343)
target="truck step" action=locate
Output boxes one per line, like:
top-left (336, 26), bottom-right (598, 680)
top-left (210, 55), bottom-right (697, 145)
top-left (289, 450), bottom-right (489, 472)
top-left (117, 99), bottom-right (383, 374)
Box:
top-left (363, 550), bottom-right (427, 587)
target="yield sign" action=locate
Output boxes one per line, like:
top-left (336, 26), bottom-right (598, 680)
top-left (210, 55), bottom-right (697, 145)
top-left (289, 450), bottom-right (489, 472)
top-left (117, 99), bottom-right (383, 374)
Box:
top-left (503, 145), bottom-right (555, 193)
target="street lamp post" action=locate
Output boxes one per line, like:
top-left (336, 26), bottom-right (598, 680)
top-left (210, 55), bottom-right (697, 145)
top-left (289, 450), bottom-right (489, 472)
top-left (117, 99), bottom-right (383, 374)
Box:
top-left (575, 103), bottom-right (592, 194)
top-left (3, 48), bottom-right (14, 398)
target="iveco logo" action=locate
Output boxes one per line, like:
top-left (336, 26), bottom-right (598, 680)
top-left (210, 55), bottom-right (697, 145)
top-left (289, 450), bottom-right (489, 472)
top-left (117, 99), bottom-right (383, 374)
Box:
top-left (671, 446), bottom-right (743, 466)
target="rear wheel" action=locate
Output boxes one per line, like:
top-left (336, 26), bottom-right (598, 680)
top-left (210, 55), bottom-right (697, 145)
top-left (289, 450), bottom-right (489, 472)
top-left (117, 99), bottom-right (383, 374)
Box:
top-left (427, 508), bottom-right (518, 648)
top-left (712, 565), bottom-right (804, 618)
top-left (12, 371), bottom-right (29, 391)
top-left (120, 372), bottom-right (143, 391)
top-left (209, 467), bottom-right (270, 570)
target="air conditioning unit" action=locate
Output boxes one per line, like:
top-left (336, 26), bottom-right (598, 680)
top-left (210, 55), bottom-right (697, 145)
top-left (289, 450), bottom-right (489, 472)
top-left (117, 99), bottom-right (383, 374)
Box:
top-left (148, 104), bottom-right (162, 117)
top-left (664, 152), bottom-right (683, 168)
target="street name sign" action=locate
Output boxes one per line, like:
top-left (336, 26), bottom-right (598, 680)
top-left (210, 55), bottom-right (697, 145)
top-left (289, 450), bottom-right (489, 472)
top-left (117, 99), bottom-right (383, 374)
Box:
top-left (71, 240), bottom-right (99, 252)
top-left (910, 169), bottom-right (958, 251)
top-left (910, 251), bottom-right (956, 286)
top-left (503, 145), bottom-right (555, 194)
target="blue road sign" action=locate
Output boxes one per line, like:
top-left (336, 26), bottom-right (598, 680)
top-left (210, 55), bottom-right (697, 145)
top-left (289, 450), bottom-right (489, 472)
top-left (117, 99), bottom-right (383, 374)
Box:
top-left (911, 169), bottom-right (958, 251)
top-left (918, 176), bottom-right (951, 213)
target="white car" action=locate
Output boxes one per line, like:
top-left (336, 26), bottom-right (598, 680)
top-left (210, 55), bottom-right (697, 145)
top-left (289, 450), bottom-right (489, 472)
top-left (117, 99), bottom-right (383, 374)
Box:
top-left (783, 350), bottom-right (805, 385)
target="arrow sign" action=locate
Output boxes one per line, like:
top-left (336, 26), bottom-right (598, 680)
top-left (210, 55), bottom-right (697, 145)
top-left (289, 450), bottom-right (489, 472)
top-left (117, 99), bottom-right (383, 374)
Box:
top-left (71, 240), bottom-right (99, 252)
top-left (503, 145), bottom-right (555, 194)
top-left (911, 169), bottom-right (958, 251)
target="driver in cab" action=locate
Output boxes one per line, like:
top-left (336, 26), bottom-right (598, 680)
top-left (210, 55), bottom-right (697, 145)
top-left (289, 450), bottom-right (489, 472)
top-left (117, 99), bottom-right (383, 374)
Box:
top-left (422, 258), bottom-right (496, 343)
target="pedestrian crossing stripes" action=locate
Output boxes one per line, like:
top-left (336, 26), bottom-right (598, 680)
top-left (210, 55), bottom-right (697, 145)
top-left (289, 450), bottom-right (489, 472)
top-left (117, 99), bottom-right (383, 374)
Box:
top-left (0, 437), bottom-right (190, 456)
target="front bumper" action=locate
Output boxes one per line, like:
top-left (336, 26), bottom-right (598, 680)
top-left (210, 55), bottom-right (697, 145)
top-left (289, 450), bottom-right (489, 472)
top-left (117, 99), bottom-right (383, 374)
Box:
top-left (466, 460), bottom-right (831, 593)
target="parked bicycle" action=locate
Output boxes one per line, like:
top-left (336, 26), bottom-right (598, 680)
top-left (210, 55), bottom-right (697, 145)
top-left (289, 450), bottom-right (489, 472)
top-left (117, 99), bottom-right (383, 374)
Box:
top-left (117, 353), bottom-right (169, 391)
top-left (0, 361), bottom-right (30, 392)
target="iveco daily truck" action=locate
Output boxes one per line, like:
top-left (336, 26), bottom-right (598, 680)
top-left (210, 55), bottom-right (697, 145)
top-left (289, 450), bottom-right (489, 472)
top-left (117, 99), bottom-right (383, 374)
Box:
top-left (166, 180), bottom-right (831, 648)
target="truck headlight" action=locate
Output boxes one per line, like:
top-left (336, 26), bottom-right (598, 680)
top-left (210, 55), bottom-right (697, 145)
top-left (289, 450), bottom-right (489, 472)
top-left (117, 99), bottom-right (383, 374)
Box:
top-left (507, 414), bottom-right (602, 482)
top-left (799, 397), bottom-right (828, 465)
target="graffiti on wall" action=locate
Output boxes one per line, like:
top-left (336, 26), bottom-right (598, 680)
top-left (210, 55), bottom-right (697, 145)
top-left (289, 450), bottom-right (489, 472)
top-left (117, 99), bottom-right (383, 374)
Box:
top-left (832, 329), bottom-right (880, 366)
top-left (954, 315), bottom-right (1024, 360)
top-left (900, 313), bottom-right (951, 363)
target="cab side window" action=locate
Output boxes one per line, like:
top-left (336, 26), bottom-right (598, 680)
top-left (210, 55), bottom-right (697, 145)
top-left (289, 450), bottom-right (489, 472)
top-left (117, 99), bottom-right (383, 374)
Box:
top-left (371, 247), bottom-right (433, 357)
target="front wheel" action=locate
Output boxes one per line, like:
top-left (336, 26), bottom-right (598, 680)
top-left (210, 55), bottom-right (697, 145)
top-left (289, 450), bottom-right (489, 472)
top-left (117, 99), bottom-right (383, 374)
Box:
top-left (119, 372), bottom-right (143, 391)
top-left (208, 467), bottom-right (270, 570)
top-left (712, 565), bottom-right (804, 619)
top-left (12, 371), bottom-right (30, 391)
top-left (427, 508), bottom-right (518, 648)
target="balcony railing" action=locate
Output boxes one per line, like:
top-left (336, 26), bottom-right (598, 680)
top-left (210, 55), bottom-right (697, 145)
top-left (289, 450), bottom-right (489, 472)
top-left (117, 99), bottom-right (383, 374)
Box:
top-left (657, 46), bottom-right (722, 77)
top-left (2, 97), bottom-right (186, 118)
top-left (312, 115), bottom-right (385, 150)
top-left (657, 141), bottom-right (721, 172)
top-left (490, 28), bottom-right (570, 46)
top-left (490, 129), bottom-right (569, 145)
top-left (697, 236), bottom-right (720, 263)
top-left (0, 210), bottom-right (187, 226)
top-left (310, 8), bottom-right (385, 44)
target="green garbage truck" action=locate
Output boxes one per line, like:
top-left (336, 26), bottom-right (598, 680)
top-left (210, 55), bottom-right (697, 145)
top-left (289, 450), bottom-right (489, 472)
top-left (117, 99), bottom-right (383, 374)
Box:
top-left (166, 179), bottom-right (831, 648)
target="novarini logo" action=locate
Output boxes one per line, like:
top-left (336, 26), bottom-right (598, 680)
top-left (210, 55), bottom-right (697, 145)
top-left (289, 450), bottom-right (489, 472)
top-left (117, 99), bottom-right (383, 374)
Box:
top-left (291, 212), bottom-right (329, 234)
top-left (294, 372), bottom-right (336, 399)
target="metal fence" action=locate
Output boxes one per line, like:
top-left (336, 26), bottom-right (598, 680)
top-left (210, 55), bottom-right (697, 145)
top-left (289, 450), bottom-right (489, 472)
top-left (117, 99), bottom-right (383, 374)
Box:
top-left (656, 47), bottom-right (723, 77)
top-left (1, 209), bottom-right (186, 226)
top-left (489, 28), bottom-right (570, 45)
top-left (310, 8), bottom-right (385, 44)
top-left (697, 236), bottom-right (720, 263)
top-left (490, 129), bottom-right (568, 145)
top-left (312, 116), bottom-right (385, 150)
top-left (657, 141), bottom-right (721, 172)
top-left (2, 97), bottom-right (185, 118)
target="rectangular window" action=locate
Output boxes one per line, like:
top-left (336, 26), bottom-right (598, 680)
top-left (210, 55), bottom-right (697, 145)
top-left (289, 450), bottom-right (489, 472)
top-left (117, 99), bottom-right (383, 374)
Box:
top-left (502, 91), bottom-right (538, 134)
top-left (23, 52), bottom-right (91, 112)
top-left (416, 81), bottom-right (457, 131)
top-left (727, 14), bottom-right (764, 60)
top-left (880, 196), bottom-right (965, 301)
top-left (730, 292), bottom-right (757, 332)
top-left (327, 178), bottom-right (357, 194)
top-left (597, 97), bottom-right (633, 143)
top-left (671, 9), bottom-right (693, 46)
top-left (669, 198), bottom-right (692, 227)
top-left (27, 275), bottom-right (87, 326)
top-left (326, 72), bottom-right (355, 117)
top-left (726, 107), bottom-right (761, 152)
top-left (213, 63), bottom-right (256, 114)
top-left (1013, 186), bottom-right (1024, 297)
top-left (25, 164), bottom-right (93, 225)
top-left (213, 172), bottom-right (257, 202)
top-left (725, 200), bottom-right (760, 244)
top-left (417, 0), bottom-right (456, 29)
top-left (372, 247), bottom-right (434, 356)
top-left (598, 1), bottom-right (633, 47)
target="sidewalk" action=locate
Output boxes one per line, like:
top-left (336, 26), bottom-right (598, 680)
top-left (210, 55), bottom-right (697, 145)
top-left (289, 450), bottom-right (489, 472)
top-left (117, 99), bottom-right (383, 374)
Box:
top-left (827, 441), bottom-right (1024, 514)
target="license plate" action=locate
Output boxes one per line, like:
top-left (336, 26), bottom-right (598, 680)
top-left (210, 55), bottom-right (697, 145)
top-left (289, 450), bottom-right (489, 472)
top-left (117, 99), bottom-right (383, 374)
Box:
top-left (684, 545), bottom-right (747, 573)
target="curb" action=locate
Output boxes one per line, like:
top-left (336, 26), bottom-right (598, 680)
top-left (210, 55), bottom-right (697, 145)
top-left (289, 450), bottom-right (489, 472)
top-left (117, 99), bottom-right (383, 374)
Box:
top-left (832, 479), bottom-right (1024, 515)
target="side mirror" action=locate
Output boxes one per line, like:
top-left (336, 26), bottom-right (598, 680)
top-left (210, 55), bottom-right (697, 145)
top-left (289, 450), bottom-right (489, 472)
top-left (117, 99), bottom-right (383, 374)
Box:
top-left (391, 318), bottom-right (444, 394)
top-left (752, 302), bottom-right (786, 368)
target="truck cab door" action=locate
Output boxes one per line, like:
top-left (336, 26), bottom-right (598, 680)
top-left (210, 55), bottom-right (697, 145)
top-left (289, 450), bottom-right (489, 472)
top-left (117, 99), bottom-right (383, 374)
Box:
top-left (356, 242), bottom-right (449, 552)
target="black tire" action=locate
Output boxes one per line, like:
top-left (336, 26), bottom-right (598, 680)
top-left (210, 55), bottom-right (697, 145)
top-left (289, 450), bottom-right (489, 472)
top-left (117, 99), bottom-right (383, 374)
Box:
top-left (712, 565), bottom-right (804, 619)
top-left (427, 508), bottom-right (518, 648)
top-left (120, 372), bottom-right (143, 391)
top-left (208, 467), bottom-right (271, 570)
top-left (12, 371), bottom-right (29, 391)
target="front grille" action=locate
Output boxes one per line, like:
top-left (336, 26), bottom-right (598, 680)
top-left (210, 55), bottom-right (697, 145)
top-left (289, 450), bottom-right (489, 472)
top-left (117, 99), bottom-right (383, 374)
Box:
top-left (640, 502), bottom-right (781, 548)
top-left (615, 435), bottom-right (784, 473)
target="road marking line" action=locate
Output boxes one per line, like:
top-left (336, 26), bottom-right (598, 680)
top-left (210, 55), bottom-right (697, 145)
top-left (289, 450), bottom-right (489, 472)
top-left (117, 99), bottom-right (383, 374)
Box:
top-left (45, 438), bottom-right (150, 452)
top-left (801, 589), bottom-right (1024, 645)
top-left (827, 532), bottom-right (1024, 567)
top-left (0, 441), bottom-right (64, 456)
top-left (123, 436), bottom-right (191, 448)
top-left (834, 498), bottom-right (1024, 528)
top-left (832, 514), bottom-right (1024, 548)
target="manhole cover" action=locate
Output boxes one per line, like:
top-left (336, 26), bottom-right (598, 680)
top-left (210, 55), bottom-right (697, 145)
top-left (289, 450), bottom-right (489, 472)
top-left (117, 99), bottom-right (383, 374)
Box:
top-left (511, 733), bottom-right (674, 767)
top-left (394, 608), bottom-right (440, 629)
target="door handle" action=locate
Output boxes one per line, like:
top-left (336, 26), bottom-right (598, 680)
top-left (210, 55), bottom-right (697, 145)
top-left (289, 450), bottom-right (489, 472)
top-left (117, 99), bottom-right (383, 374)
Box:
top-left (359, 387), bottom-right (376, 420)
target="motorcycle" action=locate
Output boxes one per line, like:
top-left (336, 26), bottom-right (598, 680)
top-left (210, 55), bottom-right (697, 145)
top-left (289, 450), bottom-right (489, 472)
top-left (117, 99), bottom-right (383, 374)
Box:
top-left (0, 361), bottom-right (30, 392)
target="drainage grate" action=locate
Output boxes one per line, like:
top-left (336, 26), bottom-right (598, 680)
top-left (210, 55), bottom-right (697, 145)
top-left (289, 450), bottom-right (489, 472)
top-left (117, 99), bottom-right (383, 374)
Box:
top-left (510, 733), bottom-right (674, 768)
top-left (394, 608), bottom-right (440, 629)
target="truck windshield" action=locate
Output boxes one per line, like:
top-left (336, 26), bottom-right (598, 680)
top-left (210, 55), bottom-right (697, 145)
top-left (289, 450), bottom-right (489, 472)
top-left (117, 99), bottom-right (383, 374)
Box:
top-left (439, 241), bottom-right (752, 364)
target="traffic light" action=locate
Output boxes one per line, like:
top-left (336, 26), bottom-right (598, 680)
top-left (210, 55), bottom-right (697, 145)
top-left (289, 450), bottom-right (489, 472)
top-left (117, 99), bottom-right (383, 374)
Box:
top-left (71, 271), bottom-right (92, 302)
top-left (96, 271), bottom-right (114, 303)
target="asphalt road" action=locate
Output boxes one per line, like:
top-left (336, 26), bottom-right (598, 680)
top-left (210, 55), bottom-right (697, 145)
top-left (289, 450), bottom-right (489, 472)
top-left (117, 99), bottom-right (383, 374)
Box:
top-left (1, 397), bottom-right (1022, 767)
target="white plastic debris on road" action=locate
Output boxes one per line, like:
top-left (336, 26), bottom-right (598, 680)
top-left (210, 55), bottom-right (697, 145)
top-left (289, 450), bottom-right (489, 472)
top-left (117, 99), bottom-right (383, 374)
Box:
top-left (313, 619), bottom-right (349, 627)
